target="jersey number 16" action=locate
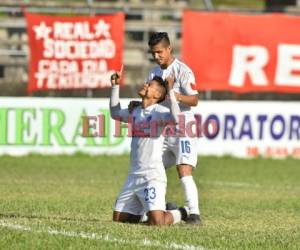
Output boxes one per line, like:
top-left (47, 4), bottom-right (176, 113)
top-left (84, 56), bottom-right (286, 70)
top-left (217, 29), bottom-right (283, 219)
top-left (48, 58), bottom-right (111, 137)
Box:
top-left (180, 140), bottom-right (191, 154)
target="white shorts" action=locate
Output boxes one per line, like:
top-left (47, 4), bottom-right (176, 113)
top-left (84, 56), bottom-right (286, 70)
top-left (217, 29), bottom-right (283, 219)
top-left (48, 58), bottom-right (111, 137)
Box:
top-left (162, 112), bottom-right (198, 169)
top-left (162, 136), bottom-right (198, 169)
top-left (114, 175), bottom-right (166, 216)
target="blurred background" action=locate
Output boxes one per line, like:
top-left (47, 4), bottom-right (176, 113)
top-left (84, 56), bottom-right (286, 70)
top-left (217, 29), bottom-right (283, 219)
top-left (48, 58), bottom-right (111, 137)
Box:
top-left (1, 0), bottom-right (300, 100)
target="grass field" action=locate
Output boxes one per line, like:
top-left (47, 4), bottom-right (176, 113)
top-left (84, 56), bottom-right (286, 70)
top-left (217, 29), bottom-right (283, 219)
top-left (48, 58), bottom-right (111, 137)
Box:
top-left (0, 155), bottom-right (299, 250)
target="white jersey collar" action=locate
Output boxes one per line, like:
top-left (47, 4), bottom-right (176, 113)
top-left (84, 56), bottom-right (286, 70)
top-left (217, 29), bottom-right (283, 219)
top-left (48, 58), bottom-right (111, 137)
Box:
top-left (162, 57), bottom-right (177, 71)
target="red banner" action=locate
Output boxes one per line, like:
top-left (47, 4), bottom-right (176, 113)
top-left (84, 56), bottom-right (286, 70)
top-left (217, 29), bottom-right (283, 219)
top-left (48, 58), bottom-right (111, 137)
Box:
top-left (26, 13), bottom-right (124, 92)
top-left (182, 11), bottom-right (300, 93)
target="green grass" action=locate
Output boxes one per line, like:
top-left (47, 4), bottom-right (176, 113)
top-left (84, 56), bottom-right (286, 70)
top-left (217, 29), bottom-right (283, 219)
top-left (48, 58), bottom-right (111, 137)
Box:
top-left (189, 0), bottom-right (264, 9)
top-left (213, 0), bottom-right (264, 9)
top-left (0, 155), bottom-right (299, 249)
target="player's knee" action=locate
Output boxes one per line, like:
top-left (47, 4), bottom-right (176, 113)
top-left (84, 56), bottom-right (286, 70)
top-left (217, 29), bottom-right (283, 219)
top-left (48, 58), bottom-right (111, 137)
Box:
top-left (149, 217), bottom-right (164, 226)
top-left (148, 214), bottom-right (164, 226)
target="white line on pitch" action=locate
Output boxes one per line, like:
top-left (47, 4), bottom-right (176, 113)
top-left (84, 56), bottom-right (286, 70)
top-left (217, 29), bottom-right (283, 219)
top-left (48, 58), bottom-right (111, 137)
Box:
top-left (0, 220), bottom-right (207, 250)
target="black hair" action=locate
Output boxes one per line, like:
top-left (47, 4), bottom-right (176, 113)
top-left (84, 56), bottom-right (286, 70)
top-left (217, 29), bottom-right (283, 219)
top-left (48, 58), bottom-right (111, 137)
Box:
top-left (148, 32), bottom-right (170, 47)
top-left (151, 75), bottom-right (168, 103)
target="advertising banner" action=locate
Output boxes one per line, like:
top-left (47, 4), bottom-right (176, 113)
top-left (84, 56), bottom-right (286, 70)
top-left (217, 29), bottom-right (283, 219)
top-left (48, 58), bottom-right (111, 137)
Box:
top-left (26, 12), bottom-right (124, 92)
top-left (0, 98), bottom-right (299, 158)
top-left (183, 11), bottom-right (300, 93)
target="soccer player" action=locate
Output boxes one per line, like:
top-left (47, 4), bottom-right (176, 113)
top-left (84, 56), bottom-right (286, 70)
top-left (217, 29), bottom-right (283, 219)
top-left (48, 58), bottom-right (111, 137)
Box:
top-left (147, 32), bottom-right (201, 224)
top-left (110, 71), bottom-right (187, 226)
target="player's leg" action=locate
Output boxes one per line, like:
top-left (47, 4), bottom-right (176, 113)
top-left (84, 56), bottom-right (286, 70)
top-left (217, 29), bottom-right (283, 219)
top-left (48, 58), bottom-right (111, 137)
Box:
top-left (137, 178), bottom-right (184, 225)
top-left (113, 211), bottom-right (141, 223)
top-left (162, 137), bottom-right (176, 169)
top-left (113, 175), bottom-right (143, 224)
top-left (175, 137), bottom-right (201, 224)
top-left (163, 136), bottom-right (200, 223)
top-left (176, 164), bottom-right (200, 224)
top-left (136, 139), bottom-right (176, 223)
top-left (147, 209), bottom-right (184, 225)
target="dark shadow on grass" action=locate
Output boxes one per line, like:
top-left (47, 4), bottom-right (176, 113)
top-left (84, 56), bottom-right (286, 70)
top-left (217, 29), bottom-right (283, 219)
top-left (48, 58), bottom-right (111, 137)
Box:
top-left (0, 213), bottom-right (100, 223)
top-left (0, 213), bottom-right (190, 227)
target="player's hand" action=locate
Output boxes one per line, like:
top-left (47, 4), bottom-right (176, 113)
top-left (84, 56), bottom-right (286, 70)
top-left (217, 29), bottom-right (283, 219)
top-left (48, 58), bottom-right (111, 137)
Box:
top-left (128, 100), bottom-right (141, 113)
top-left (165, 74), bottom-right (175, 91)
top-left (110, 72), bottom-right (121, 86)
top-left (110, 64), bottom-right (124, 86)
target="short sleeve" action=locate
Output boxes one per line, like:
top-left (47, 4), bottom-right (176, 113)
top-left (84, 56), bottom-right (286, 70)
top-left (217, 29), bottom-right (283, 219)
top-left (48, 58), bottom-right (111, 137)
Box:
top-left (153, 105), bottom-right (173, 124)
top-left (180, 70), bottom-right (198, 96)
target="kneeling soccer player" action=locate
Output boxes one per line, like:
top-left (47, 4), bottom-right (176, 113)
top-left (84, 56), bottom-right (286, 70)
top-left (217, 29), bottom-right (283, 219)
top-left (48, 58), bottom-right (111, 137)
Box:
top-left (110, 71), bottom-right (186, 225)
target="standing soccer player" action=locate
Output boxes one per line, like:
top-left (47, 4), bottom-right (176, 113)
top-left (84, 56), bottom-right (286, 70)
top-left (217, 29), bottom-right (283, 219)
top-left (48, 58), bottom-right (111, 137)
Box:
top-left (147, 32), bottom-right (201, 224)
top-left (110, 71), bottom-right (187, 225)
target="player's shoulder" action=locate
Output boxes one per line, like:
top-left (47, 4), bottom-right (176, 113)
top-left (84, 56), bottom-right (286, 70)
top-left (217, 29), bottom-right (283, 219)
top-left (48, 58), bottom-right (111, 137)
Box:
top-left (132, 105), bottom-right (142, 116)
top-left (149, 65), bottom-right (161, 74)
top-left (174, 58), bottom-right (193, 73)
top-left (153, 103), bottom-right (170, 113)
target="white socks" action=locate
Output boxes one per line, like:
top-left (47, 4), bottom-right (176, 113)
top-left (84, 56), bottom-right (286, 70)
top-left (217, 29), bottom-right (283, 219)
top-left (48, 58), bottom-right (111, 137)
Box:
top-left (140, 213), bottom-right (148, 223)
top-left (169, 210), bottom-right (181, 224)
top-left (180, 175), bottom-right (200, 215)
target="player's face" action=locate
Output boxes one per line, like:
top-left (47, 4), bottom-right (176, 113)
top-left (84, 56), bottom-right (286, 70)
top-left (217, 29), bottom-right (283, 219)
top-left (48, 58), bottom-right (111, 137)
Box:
top-left (138, 82), bottom-right (149, 97)
top-left (138, 81), bottom-right (161, 99)
top-left (149, 42), bottom-right (172, 68)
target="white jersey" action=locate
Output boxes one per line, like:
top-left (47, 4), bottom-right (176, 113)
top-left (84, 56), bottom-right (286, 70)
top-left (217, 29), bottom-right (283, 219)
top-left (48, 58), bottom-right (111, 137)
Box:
top-left (148, 58), bottom-right (198, 113)
top-left (148, 59), bottom-right (199, 169)
top-left (111, 100), bottom-right (174, 182)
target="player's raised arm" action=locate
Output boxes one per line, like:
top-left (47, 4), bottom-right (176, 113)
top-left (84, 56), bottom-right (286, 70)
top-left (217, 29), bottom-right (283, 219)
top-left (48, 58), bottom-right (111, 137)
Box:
top-left (110, 71), bottom-right (121, 106)
top-left (110, 64), bottom-right (123, 86)
top-left (109, 66), bottom-right (130, 122)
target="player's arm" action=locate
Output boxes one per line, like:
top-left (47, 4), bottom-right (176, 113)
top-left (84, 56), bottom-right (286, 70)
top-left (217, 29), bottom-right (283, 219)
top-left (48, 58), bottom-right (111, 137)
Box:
top-left (166, 75), bottom-right (180, 124)
top-left (175, 70), bottom-right (199, 107)
top-left (174, 92), bottom-right (198, 107)
top-left (109, 70), bottom-right (129, 122)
